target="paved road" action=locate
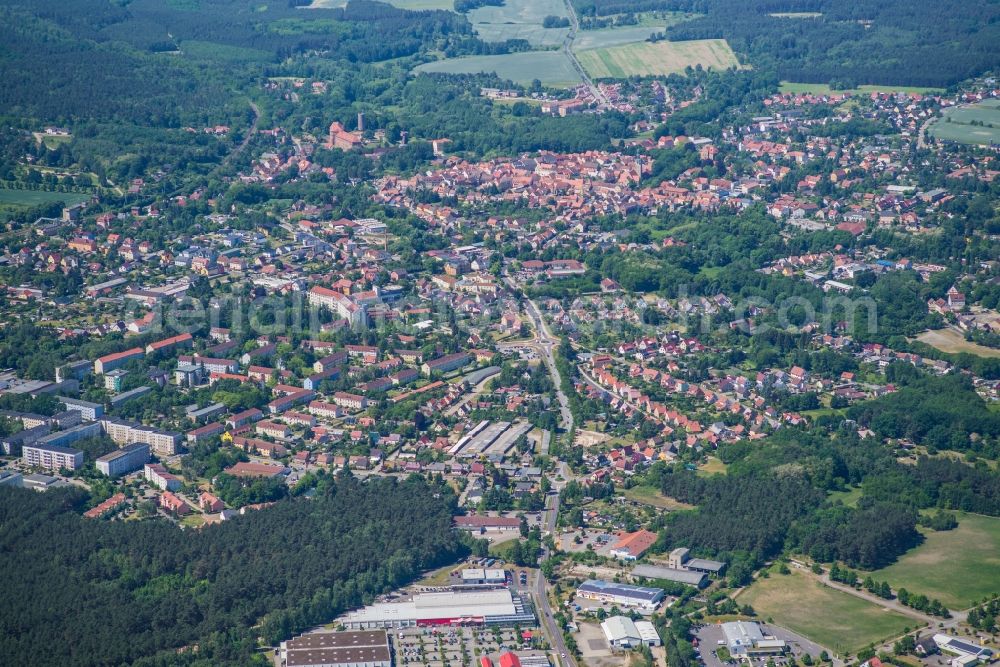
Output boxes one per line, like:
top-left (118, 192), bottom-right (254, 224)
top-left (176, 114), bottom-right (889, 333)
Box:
top-left (523, 296), bottom-right (575, 434)
top-left (916, 113), bottom-right (936, 149)
top-left (504, 277), bottom-right (579, 665)
top-left (221, 100), bottom-right (260, 171)
top-left (560, 0), bottom-right (609, 107)
top-left (535, 490), bottom-right (576, 667)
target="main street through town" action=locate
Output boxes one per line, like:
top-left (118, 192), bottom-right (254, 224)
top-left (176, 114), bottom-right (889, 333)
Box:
top-left (502, 280), bottom-right (579, 666)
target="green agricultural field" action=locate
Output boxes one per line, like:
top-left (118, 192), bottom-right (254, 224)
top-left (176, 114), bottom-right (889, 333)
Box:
top-left (577, 39), bottom-right (739, 79)
top-left (304, 0), bottom-right (454, 7)
top-left (0, 189), bottom-right (91, 208)
top-left (414, 51), bottom-right (582, 87)
top-left (869, 513), bottom-right (1000, 609)
top-left (180, 40), bottom-right (271, 62)
top-left (740, 568), bottom-right (916, 655)
top-left (928, 100), bottom-right (1000, 146)
top-left (916, 328), bottom-right (1000, 359)
top-left (572, 25), bottom-right (669, 51)
top-left (468, 0), bottom-right (569, 47)
top-left (769, 12), bottom-right (823, 18)
top-left (267, 17), bottom-right (347, 35)
top-left (386, 0), bottom-right (454, 8)
top-left (779, 81), bottom-right (945, 95)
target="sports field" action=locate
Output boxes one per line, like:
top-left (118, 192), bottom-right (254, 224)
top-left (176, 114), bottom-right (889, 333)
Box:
top-left (0, 189), bottom-right (91, 208)
top-left (870, 513), bottom-right (1000, 609)
top-left (928, 99), bottom-right (1000, 146)
top-left (740, 568), bottom-right (916, 654)
top-left (414, 51), bottom-right (582, 87)
top-left (469, 0), bottom-right (569, 47)
top-left (916, 328), bottom-right (1000, 358)
top-left (577, 39), bottom-right (738, 78)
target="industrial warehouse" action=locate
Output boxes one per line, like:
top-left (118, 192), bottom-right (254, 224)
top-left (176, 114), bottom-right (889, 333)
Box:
top-left (576, 580), bottom-right (665, 610)
top-left (280, 630), bottom-right (391, 667)
top-left (338, 589), bottom-right (535, 629)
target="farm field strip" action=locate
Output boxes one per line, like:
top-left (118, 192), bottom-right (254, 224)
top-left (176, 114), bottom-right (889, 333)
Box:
top-left (916, 328), bottom-right (1000, 358)
top-left (468, 0), bottom-right (569, 48)
top-left (779, 81), bottom-right (945, 95)
top-left (928, 101), bottom-right (1000, 146)
top-left (0, 189), bottom-right (92, 208)
top-left (576, 38), bottom-right (738, 78)
top-left (413, 51), bottom-right (583, 87)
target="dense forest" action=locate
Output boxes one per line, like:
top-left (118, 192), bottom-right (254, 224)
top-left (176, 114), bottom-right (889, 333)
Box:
top-left (848, 374), bottom-right (1000, 452)
top-left (573, 0), bottom-right (1000, 86)
top-left (0, 474), bottom-right (464, 666)
top-left (0, 0), bottom-right (479, 125)
top-left (648, 419), bottom-right (1000, 578)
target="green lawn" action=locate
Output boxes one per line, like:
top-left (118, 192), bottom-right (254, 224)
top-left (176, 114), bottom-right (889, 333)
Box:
top-left (622, 484), bottom-right (694, 510)
top-left (779, 81), bottom-right (944, 95)
top-left (869, 513), bottom-right (1000, 609)
top-left (416, 563), bottom-right (458, 586)
top-left (828, 486), bottom-right (862, 508)
top-left (0, 189), bottom-right (91, 208)
top-left (741, 568), bottom-right (917, 655)
top-left (802, 407), bottom-right (848, 420)
top-left (697, 456), bottom-right (728, 476)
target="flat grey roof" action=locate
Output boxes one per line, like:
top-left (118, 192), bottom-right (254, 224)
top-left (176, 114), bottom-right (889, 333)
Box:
top-left (286, 631), bottom-right (390, 667)
top-left (632, 564), bottom-right (707, 586)
top-left (686, 557), bottom-right (726, 572)
top-left (25, 442), bottom-right (83, 456)
top-left (96, 442), bottom-right (149, 462)
top-left (578, 579), bottom-right (664, 601)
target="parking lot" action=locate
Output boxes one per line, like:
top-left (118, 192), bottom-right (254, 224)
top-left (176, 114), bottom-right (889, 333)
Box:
top-left (394, 625), bottom-right (543, 667)
top-left (693, 623), bottom-right (829, 667)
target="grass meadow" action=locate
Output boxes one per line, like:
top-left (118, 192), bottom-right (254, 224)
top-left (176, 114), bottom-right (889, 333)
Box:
top-left (869, 512), bottom-right (1000, 609)
top-left (740, 568), bottom-right (917, 654)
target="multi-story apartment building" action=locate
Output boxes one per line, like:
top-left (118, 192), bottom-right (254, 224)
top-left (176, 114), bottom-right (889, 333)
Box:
top-left (144, 463), bottom-right (181, 491)
top-left (58, 396), bottom-right (104, 421)
top-left (23, 443), bottom-right (85, 471)
top-left (94, 347), bottom-right (144, 374)
top-left (96, 442), bottom-right (151, 477)
top-left (33, 421), bottom-right (102, 450)
top-left (100, 417), bottom-right (182, 456)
